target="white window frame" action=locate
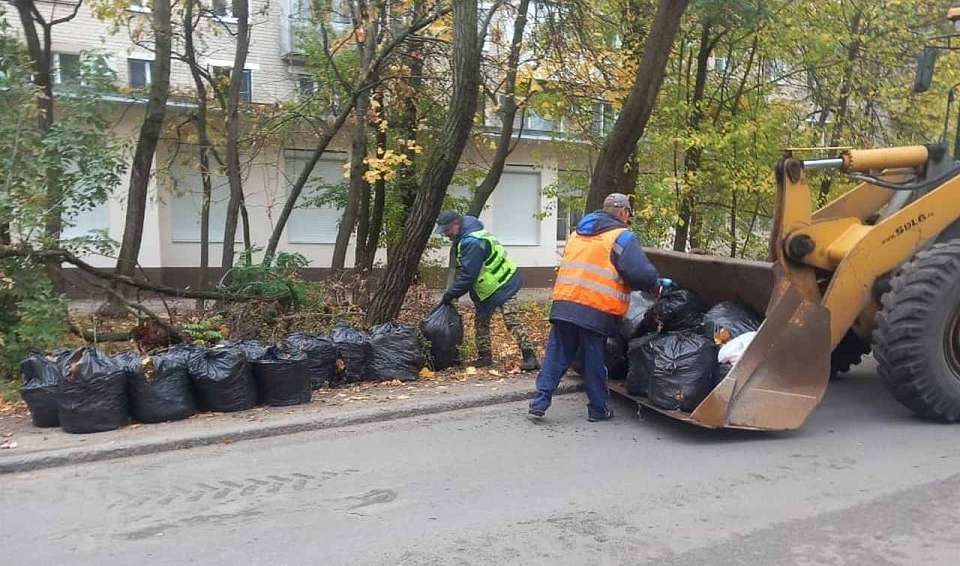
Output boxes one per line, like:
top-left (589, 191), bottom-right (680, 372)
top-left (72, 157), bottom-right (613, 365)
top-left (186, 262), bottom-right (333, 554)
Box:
top-left (296, 75), bottom-right (316, 100)
top-left (52, 52), bottom-right (81, 85)
top-left (283, 151), bottom-right (346, 244)
top-left (489, 168), bottom-right (542, 246)
top-left (208, 0), bottom-right (252, 23)
top-left (127, 58), bottom-right (152, 88)
top-left (210, 63), bottom-right (255, 102)
top-left (128, 0), bottom-right (151, 13)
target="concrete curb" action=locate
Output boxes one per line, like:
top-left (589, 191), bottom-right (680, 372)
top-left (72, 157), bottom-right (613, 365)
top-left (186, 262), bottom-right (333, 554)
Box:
top-left (0, 381), bottom-right (583, 475)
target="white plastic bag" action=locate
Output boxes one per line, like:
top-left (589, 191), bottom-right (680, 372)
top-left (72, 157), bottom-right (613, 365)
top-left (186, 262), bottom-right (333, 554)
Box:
top-left (718, 331), bottom-right (757, 365)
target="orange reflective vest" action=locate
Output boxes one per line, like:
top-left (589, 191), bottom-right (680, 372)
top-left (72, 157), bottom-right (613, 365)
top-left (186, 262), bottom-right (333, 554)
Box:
top-left (552, 228), bottom-right (630, 316)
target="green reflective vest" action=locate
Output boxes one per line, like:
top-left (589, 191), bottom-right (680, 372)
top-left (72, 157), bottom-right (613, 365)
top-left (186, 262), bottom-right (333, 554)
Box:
top-left (458, 230), bottom-right (518, 301)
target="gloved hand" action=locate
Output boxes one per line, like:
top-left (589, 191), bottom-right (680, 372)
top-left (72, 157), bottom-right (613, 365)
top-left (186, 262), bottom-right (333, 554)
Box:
top-left (656, 277), bottom-right (673, 297)
top-left (440, 292), bottom-right (454, 306)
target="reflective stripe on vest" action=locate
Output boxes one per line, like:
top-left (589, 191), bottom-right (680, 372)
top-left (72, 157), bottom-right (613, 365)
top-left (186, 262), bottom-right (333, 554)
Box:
top-left (458, 230), bottom-right (518, 301)
top-left (552, 228), bottom-right (630, 316)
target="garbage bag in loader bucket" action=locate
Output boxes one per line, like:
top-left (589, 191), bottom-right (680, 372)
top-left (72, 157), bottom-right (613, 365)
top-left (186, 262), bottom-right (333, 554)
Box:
top-left (606, 248), bottom-right (830, 431)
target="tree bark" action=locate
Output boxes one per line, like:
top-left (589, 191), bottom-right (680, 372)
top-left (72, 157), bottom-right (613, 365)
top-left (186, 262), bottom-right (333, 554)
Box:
top-left (13, 0), bottom-right (80, 289)
top-left (817, 9), bottom-right (863, 205)
top-left (99, 0), bottom-right (172, 315)
top-left (183, 0), bottom-right (213, 308)
top-left (359, 117), bottom-right (387, 271)
top-left (332, 94), bottom-right (369, 270)
top-left (467, 0), bottom-right (530, 216)
top-left (220, 0), bottom-right (251, 273)
top-left (673, 19), bottom-right (714, 251)
top-left (586, 0), bottom-right (689, 212)
top-left (332, 1), bottom-right (379, 270)
top-left (365, 0), bottom-right (482, 325)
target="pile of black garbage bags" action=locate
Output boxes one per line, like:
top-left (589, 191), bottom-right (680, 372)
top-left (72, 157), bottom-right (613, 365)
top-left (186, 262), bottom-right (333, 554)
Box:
top-left (612, 287), bottom-right (762, 413)
top-left (20, 321), bottom-right (431, 434)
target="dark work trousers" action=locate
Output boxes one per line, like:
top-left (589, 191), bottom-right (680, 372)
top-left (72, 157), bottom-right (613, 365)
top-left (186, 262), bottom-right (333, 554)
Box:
top-left (529, 320), bottom-right (609, 418)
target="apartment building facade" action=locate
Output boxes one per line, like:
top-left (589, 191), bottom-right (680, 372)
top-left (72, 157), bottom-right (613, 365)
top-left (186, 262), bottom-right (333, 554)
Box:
top-left (5, 1), bottom-right (604, 288)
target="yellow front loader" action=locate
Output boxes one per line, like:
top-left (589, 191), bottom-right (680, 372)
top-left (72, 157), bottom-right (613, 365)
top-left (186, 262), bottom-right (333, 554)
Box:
top-left (610, 143), bottom-right (960, 430)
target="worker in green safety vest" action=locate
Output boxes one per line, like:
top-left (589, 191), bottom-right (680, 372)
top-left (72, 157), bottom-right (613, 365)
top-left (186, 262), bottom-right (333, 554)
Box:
top-left (435, 211), bottom-right (540, 371)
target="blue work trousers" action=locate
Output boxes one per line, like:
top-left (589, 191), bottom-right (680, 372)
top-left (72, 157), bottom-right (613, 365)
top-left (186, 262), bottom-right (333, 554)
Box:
top-left (529, 320), bottom-right (609, 418)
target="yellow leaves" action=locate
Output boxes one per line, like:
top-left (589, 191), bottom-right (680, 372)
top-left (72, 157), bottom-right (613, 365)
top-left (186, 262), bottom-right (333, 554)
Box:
top-left (363, 149), bottom-right (411, 183)
top-left (418, 367), bottom-right (435, 379)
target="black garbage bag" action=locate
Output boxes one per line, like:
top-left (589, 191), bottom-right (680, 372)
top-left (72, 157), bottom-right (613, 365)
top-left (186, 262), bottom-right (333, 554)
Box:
top-left (331, 325), bottom-right (371, 383)
top-left (620, 291), bottom-right (657, 341)
top-left (58, 348), bottom-right (129, 434)
top-left (217, 340), bottom-right (268, 362)
top-left (111, 351), bottom-right (142, 373)
top-left (20, 351), bottom-right (69, 428)
top-left (714, 362), bottom-right (734, 384)
top-left (653, 288), bottom-right (706, 331)
top-left (251, 347), bottom-right (313, 406)
top-left (282, 333), bottom-right (338, 389)
top-left (569, 336), bottom-right (627, 380)
top-left (647, 332), bottom-right (719, 412)
top-left (626, 334), bottom-right (658, 396)
top-left (127, 345), bottom-right (198, 423)
top-left (702, 301), bottom-right (762, 342)
top-left (188, 347), bottom-right (257, 412)
top-left (606, 335), bottom-right (628, 380)
top-left (367, 322), bottom-right (424, 381)
top-left (421, 304), bottom-right (463, 370)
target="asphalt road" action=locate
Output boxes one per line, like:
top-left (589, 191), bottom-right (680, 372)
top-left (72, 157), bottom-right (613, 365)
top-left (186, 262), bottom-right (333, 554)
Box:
top-left (4, 360), bottom-right (960, 565)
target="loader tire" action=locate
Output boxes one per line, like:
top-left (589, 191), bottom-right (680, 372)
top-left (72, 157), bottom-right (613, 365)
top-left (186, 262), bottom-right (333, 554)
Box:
top-left (873, 240), bottom-right (960, 422)
top-left (830, 331), bottom-right (870, 378)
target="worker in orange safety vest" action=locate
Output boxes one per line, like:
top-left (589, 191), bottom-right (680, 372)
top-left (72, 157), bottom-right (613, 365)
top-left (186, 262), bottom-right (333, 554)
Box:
top-left (529, 193), bottom-right (668, 422)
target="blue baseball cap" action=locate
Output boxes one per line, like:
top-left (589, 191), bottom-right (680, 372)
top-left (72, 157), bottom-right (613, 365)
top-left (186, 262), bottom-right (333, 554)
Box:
top-left (434, 210), bottom-right (463, 234)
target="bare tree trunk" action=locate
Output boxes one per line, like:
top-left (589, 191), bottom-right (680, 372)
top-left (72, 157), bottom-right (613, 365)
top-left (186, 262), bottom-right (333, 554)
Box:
top-left (333, 1), bottom-right (379, 270)
top-left (360, 119), bottom-right (387, 271)
top-left (673, 19), bottom-right (714, 251)
top-left (332, 96), bottom-right (369, 270)
top-left (220, 0), bottom-right (250, 273)
top-left (586, 0), bottom-right (689, 211)
top-left (467, 0), bottom-right (530, 216)
top-left (817, 9), bottom-right (863, 205)
top-left (183, 0), bottom-right (212, 308)
top-left (99, 0), bottom-right (172, 315)
top-left (13, 0), bottom-right (83, 289)
top-left (365, 0), bottom-right (482, 325)
top-left (358, 86), bottom-right (387, 272)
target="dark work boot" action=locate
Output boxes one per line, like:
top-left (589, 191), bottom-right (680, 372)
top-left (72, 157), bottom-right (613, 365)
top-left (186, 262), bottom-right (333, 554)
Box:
top-left (475, 351), bottom-right (493, 368)
top-left (521, 349), bottom-right (540, 371)
top-left (588, 408), bottom-right (615, 422)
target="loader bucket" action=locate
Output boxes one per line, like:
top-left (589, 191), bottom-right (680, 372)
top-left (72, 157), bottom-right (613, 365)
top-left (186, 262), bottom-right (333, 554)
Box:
top-left (608, 250), bottom-right (832, 431)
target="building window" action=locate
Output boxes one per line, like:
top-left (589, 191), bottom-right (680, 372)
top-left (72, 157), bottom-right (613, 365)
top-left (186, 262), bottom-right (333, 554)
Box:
top-left (53, 53), bottom-right (81, 85)
top-left (592, 102), bottom-right (615, 136)
top-left (213, 67), bottom-right (253, 102)
top-left (211, 0), bottom-right (232, 18)
top-left (524, 108), bottom-right (559, 133)
top-left (169, 164), bottom-right (234, 243)
top-left (556, 198), bottom-right (583, 242)
top-left (712, 57), bottom-right (729, 73)
top-left (128, 0), bottom-right (151, 12)
top-left (297, 76), bottom-right (316, 98)
top-left (490, 170), bottom-right (541, 245)
top-left (284, 152), bottom-right (345, 244)
top-left (128, 58), bottom-right (152, 89)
